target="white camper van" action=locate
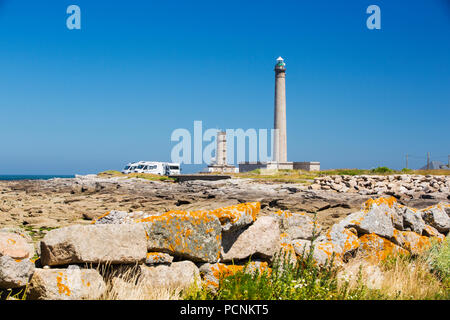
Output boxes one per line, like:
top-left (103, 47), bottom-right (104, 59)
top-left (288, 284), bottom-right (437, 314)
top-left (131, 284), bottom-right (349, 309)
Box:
top-left (165, 163), bottom-right (181, 175)
top-left (122, 161), bottom-right (180, 176)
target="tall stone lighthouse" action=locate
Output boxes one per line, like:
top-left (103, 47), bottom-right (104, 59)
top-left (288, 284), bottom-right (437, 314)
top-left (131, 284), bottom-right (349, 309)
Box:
top-left (236, 57), bottom-right (321, 173)
top-left (273, 57), bottom-right (288, 163)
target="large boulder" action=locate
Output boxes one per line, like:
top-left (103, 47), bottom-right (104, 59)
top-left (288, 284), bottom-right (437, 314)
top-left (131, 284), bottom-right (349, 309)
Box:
top-left (339, 198), bottom-right (395, 239)
top-left (139, 210), bottom-right (222, 263)
top-left (271, 210), bottom-right (321, 241)
top-left (337, 261), bottom-right (384, 290)
top-left (401, 206), bottom-right (425, 234)
top-left (221, 216), bottom-right (281, 262)
top-left (0, 256), bottom-right (35, 289)
top-left (27, 267), bottom-right (106, 300)
top-left (0, 232), bottom-right (35, 260)
top-left (357, 233), bottom-right (409, 263)
top-left (138, 261), bottom-right (200, 290)
top-left (421, 204), bottom-right (450, 234)
top-left (40, 224), bottom-right (147, 266)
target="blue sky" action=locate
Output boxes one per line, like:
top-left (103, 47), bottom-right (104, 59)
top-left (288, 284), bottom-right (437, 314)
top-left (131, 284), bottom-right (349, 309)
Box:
top-left (0, 0), bottom-right (449, 174)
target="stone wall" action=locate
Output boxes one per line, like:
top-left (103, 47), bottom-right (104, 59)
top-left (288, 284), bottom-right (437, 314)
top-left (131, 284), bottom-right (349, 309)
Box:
top-left (310, 175), bottom-right (450, 199)
top-left (1, 198), bottom-right (448, 299)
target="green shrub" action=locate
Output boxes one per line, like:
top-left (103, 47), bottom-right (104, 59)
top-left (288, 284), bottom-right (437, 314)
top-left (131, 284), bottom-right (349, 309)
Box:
top-left (426, 238), bottom-right (450, 283)
top-left (370, 166), bottom-right (393, 174)
top-left (186, 240), bottom-right (374, 300)
top-left (401, 168), bottom-right (413, 173)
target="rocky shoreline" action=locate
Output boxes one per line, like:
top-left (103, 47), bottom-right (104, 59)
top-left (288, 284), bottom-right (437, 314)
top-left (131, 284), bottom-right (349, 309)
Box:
top-left (0, 174), bottom-right (448, 237)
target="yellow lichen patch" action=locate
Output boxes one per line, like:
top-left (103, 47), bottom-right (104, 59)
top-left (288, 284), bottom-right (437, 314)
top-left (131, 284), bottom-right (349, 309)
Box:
top-left (209, 202), bottom-right (261, 225)
top-left (316, 242), bottom-right (340, 260)
top-left (363, 196), bottom-right (398, 212)
top-left (401, 231), bottom-right (432, 255)
top-left (7, 238), bottom-right (16, 245)
top-left (56, 272), bottom-right (71, 296)
top-left (273, 210), bottom-right (293, 219)
top-left (91, 211), bottom-right (111, 224)
top-left (358, 233), bottom-right (409, 263)
top-left (146, 252), bottom-right (163, 262)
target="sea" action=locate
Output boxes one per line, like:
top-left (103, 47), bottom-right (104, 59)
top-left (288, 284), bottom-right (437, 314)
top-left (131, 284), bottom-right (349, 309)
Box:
top-left (0, 175), bottom-right (75, 181)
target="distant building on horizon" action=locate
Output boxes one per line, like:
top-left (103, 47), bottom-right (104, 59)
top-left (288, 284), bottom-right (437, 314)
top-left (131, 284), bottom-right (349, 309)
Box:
top-left (419, 161), bottom-right (450, 170)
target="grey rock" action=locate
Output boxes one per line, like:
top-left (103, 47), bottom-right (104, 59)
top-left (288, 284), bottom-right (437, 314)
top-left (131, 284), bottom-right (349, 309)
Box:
top-left (27, 267), bottom-right (106, 300)
top-left (221, 216), bottom-right (280, 262)
top-left (421, 204), bottom-right (450, 233)
top-left (143, 211), bottom-right (222, 263)
top-left (0, 256), bottom-right (35, 288)
top-left (139, 261), bottom-right (200, 290)
top-left (401, 207), bottom-right (425, 234)
top-left (40, 224), bottom-right (147, 266)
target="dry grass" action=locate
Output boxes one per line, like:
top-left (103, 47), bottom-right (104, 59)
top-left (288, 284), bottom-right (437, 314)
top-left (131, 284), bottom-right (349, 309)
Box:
top-left (338, 254), bottom-right (448, 300)
top-left (228, 168), bottom-right (450, 184)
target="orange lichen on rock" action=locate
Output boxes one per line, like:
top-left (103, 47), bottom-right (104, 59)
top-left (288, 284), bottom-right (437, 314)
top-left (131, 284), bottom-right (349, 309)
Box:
top-left (358, 233), bottom-right (409, 262)
top-left (401, 231), bottom-right (432, 255)
top-left (278, 232), bottom-right (296, 259)
top-left (147, 252), bottom-right (162, 261)
top-left (140, 209), bottom-right (221, 263)
top-left (56, 272), bottom-right (71, 296)
top-left (363, 196), bottom-right (398, 212)
top-left (325, 228), bottom-right (359, 255)
top-left (273, 210), bottom-right (294, 219)
top-left (209, 202), bottom-right (261, 226)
